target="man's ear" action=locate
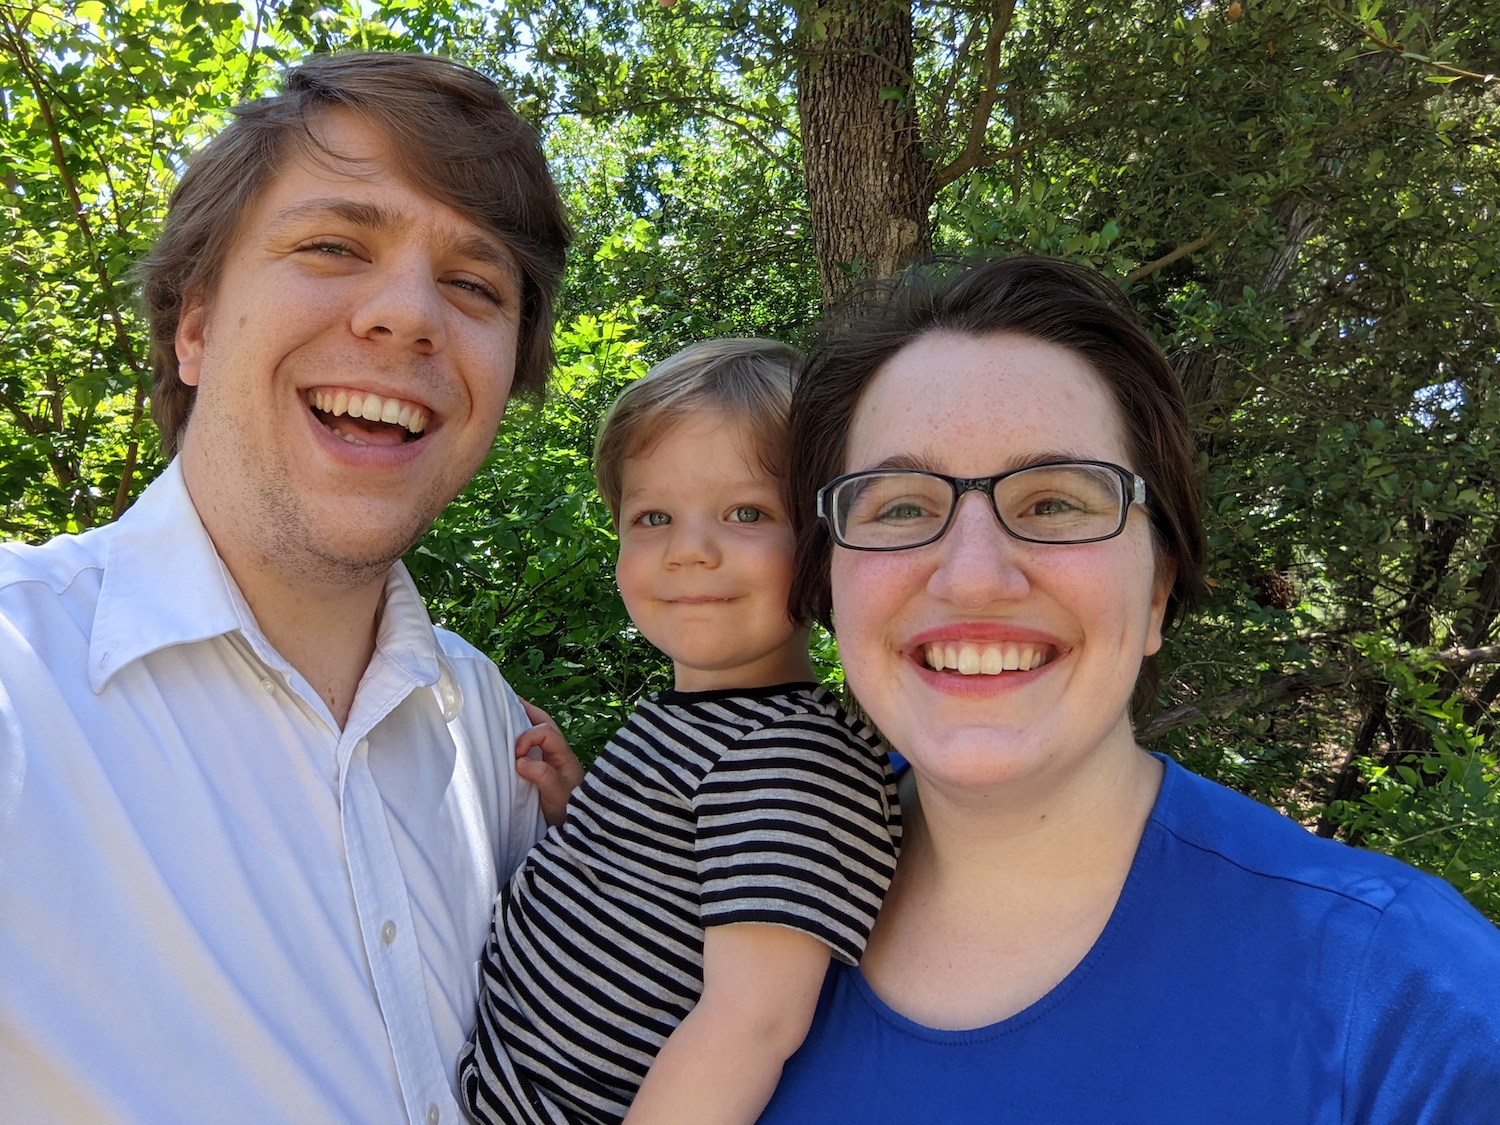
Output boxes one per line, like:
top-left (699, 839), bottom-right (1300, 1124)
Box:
top-left (175, 294), bottom-right (206, 388)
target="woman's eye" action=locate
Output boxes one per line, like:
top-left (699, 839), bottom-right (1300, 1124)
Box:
top-left (729, 506), bottom-right (764, 523)
top-left (1028, 496), bottom-right (1084, 517)
top-left (1026, 501), bottom-right (1074, 519)
top-left (875, 501), bottom-right (931, 523)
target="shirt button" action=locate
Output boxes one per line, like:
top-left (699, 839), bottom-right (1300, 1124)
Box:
top-left (380, 921), bottom-right (397, 946)
top-left (260, 678), bottom-right (275, 694)
top-left (426, 1105), bottom-right (440, 1124)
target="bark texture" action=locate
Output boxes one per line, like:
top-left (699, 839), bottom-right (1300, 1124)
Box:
top-left (796, 0), bottom-right (934, 307)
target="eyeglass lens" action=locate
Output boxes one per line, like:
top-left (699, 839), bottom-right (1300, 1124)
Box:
top-left (833, 463), bottom-right (1128, 548)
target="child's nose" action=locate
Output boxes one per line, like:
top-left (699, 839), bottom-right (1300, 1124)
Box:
top-left (664, 519), bottom-right (720, 567)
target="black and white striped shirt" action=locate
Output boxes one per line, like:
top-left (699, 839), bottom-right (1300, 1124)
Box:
top-left (459, 682), bottom-right (901, 1125)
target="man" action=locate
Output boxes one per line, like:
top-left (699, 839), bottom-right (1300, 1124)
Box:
top-left (0, 53), bottom-right (570, 1123)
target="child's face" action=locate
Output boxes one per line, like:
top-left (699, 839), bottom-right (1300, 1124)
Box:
top-left (615, 409), bottom-right (812, 692)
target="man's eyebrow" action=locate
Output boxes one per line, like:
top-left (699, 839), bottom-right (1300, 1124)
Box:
top-left (265, 197), bottom-right (403, 236)
top-left (265, 197), bottom-right (520, 283)
top-left (448, 232), bottom-right (521, 284)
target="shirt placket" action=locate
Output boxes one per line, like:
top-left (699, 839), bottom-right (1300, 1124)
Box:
top-left (339, 682), bottom-right (458, 1125)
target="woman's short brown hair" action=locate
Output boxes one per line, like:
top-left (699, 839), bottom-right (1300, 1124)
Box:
top-left (789, 255), bottom-right (1205, 721)
top-left (593, 338), bottom-right (804, 523)
top-left (139, 51), bottom-right (571, 457)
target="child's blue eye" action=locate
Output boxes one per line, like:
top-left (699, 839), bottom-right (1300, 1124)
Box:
top-left (729, 506), bottom-right (763, 523)
top-left (641, 511), bottom-right (671, 527)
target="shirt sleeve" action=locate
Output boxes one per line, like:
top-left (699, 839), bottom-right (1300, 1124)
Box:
top-left (1342, 875), bottom-right (1500, 1124)
top-left (692, 710), bottom-right (899, 965)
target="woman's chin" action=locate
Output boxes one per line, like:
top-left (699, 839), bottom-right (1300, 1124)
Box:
top-left (897, 732), bottom-right (1043, 795)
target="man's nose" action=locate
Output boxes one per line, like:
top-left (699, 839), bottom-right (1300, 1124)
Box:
top-left (350, 259), bottom-right (446, 353)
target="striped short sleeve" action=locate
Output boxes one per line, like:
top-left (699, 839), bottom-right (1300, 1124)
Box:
top-left (694, 708), bottom-right (899, 965)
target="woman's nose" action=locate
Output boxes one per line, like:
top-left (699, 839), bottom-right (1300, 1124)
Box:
top-left (926, 492), bottom-right (1031, 607)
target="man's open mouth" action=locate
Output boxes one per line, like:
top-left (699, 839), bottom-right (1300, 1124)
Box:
top-left (306, 388), bottom-right (430, 446)
top-left (922, 642), bottom-right (1054, 676)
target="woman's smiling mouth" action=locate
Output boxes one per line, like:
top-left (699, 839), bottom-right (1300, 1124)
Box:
top-left (921, 642), bottom-right (1054, 676)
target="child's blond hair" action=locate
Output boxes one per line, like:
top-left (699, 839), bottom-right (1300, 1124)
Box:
top-left (593, 338), bottom-right (803, 522)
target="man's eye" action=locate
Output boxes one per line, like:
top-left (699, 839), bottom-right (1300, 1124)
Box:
top-left (729, 506), bottom-right (763, 523)
top-left (304, 240), bottom-right (355, 257)
top-left (450, 276), bottom-right (502, 304)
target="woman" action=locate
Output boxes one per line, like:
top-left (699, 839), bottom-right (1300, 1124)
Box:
top-left (759, 256), bottom-right (1500, 1123)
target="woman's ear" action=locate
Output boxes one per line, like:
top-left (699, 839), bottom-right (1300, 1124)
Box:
top-left (1144, 555), bottom-right (1177, 658)
top-left (175, 294), bottom-right (206, 388)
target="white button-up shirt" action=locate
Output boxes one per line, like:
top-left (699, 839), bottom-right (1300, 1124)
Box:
top-left (0, 460), bottom-right (544, 1123)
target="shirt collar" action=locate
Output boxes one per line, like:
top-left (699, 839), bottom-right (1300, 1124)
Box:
top-left (90, 460), bottom-right (243, 691)
top-left (90, 460), bottom-right (448, 697)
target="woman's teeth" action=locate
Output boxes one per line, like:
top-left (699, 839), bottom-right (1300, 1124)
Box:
top-left (923, 643), bottom-right (1049, 675)
top-left (307, 389), bottom-right (429, 435)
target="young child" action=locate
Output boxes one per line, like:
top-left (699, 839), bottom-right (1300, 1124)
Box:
top-left (458, 339), bottom-right (901, 1125)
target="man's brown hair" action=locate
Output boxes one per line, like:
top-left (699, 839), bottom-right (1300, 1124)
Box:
top-left (140, 51), bottom-right (571, 457)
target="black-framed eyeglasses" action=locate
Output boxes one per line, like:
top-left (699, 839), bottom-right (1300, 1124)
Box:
top-left (817, 460), bottom-right (1148, 551)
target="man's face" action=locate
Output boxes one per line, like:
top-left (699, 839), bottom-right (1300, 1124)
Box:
top-left (174, 110), bottom-right (522, 590)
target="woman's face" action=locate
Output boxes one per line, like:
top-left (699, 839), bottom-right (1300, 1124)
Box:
top-left (830, 330), bottom-right (1172, 798)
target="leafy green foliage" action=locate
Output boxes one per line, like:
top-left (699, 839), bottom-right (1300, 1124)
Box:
top-left (0, 0), bottom-right (468, 536)
top-left (5, 0), bottom-right (1497, 919)
top-left (453, 0), bottom-right (1500, 918)
top-left (411, 308), bottom-right (670, 762)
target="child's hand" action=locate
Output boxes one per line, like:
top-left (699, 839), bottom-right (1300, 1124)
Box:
top-left (515, 699), bottom-right (584, 828)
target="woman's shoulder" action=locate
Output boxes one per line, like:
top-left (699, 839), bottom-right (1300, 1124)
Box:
top-left (1152, 754), bottom-right (1495, 940)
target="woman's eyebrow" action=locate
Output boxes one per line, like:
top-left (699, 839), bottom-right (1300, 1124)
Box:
top-left (859, 447), bottom-right (1103, 474)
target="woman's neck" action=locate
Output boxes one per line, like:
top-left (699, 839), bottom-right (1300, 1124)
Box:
top-left (861, 746), bottom-right (1163, 1030)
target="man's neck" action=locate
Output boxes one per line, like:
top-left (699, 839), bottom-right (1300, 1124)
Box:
top-left (236, 568), bottom-right (385, 729)
top-left (211, 533), bottom-right (388, 730)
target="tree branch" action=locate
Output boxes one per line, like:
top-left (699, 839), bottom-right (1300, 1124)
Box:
top-left (1314, 85), bottom-right (1450, 151)
top-left (1125, 229), bottom-right (1217, 283)
top-left (934, 0), bottom-right (1016, 187)
top-left (1439, 644), bottom-right (1500, 673)
top-left (1137, 666), bottom-right (1346, 743)
top-left (1137, 643), bottom-right (1500, 743)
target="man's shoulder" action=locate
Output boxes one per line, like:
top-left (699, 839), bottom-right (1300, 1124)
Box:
top-left (429, 622), bottom-right (491, 666)
top-left (0, 528), bottom-right (114, 635)
top-left (0, 526), bottom-right (110, 598)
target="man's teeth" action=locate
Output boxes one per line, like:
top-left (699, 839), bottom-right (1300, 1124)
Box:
top-left (923, 643), bottom-right (1049, 675)
top-left (308, 389), bottom-right (429, 434)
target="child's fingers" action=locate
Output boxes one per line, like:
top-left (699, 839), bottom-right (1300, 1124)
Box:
top-left (513, 754), bottom-right (549, 784)
top-left (520, 698), bottom-right (557, 729)
top-left (515, 723), bottom-right (554, 761)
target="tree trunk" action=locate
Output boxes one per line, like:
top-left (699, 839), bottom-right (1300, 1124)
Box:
top-left (796, 0), bottom-right (934, 308)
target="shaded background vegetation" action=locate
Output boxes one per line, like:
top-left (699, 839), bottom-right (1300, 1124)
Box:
top-left (3, 0), bottom-right (1496, 919)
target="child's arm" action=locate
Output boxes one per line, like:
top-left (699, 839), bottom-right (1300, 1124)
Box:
top-left (622, 922), bottom-right (830, 1125)
top-left (513, 698), bottom-right (585, 828)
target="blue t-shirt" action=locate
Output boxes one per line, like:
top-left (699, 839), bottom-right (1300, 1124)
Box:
top-left (761, 756), bottom-right (1500, 1124)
